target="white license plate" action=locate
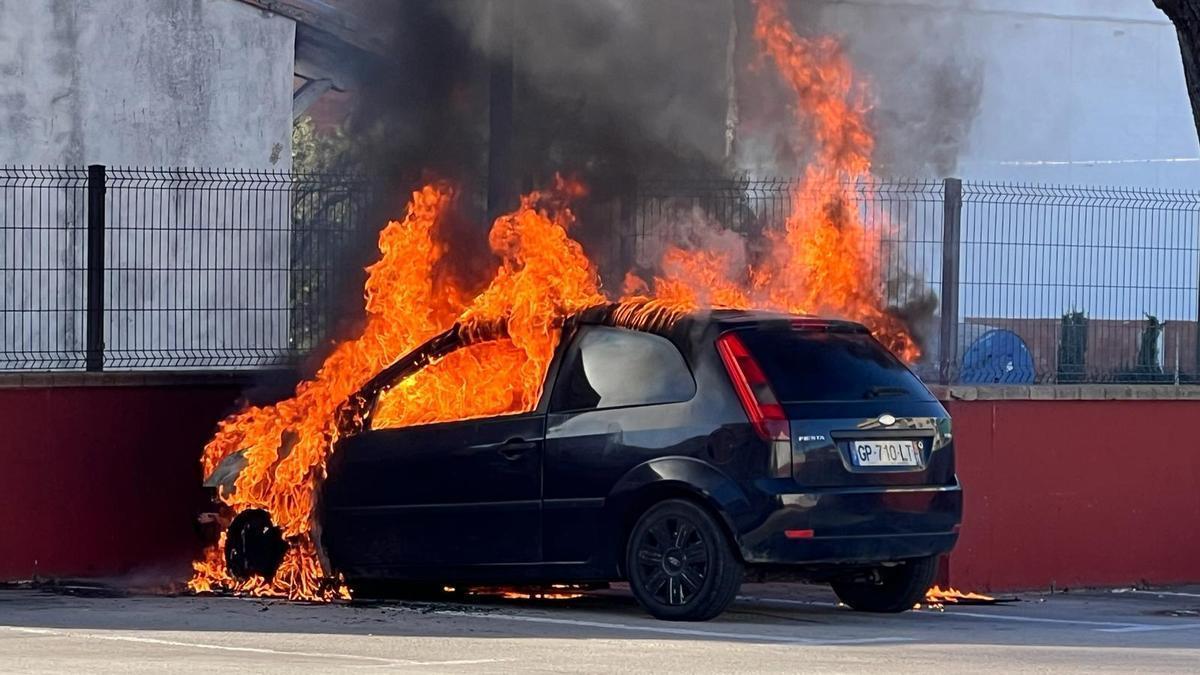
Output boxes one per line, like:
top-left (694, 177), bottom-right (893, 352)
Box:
top-left (852, 440), bottom-right (920, 467)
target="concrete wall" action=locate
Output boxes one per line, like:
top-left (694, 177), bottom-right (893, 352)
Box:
top-left (0, 0), bottom-right (297, 369)
top-left (0, 0), bottom-right (295, 168)
top-left (814, 0), bottom-right (1200, 189)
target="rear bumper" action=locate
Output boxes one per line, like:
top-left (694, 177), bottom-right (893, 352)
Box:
top-left (738, 482), bottom-right (963, 565)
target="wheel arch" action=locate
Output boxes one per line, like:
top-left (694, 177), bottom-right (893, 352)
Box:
top-left (605, 457), bottom-right (755, 575)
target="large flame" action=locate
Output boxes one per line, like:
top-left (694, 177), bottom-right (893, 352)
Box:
top-left (191, 0), bottom-right (919, 599)
top-left (191, 184), bottom-right (458, 599)
top-left (191, 179), bottom-right (607, 598)
top-left (371, 178), bottom-right (604, 430)
top-left (639, 0), bottom-right (918, 361)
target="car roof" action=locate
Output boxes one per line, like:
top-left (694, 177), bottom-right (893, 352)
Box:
top-left (575, 303), bottom-right (869, 335)
top-left (353, 304), bottom-right (871, 406)
top-left (706, 308), bottom-right (865, 330)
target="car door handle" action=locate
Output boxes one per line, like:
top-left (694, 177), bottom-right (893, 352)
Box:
top-left (498, 439), bottom-right (538, 459)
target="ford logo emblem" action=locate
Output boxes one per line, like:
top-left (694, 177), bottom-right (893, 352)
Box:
top-left (878, 414), bottom-right (896, 426)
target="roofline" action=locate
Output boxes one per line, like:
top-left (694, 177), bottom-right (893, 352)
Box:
top-left (236, 0), bottom-right (391, 57)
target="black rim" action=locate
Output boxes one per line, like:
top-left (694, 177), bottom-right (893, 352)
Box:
top-left (634, 515), bottom-right (710, 606)
top-left (225, 512), bottom-right (286, 580)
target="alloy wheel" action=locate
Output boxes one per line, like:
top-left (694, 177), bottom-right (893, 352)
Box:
top-left (633, 514), bottom-right (710, 606)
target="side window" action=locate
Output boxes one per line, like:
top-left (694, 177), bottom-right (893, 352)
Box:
top-left (551, 326), bottom-right (695, 413)
top-left (370, 339), bottom-right (535, 430)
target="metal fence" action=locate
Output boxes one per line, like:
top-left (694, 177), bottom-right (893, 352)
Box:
top-left (628, 177), bottom-right (946, 333)
top-left (0, 167), bottom-right (89, 370)
top-left (629, 178), bottom-right (1200, 384)
top-left (3, 166), bottom-right (1199, 383)
top-left (1, 166), bottom-right (375, 370)
top-left (957, 184), bottom-right (1200, 385)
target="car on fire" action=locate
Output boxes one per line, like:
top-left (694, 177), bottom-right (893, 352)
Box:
top-left (207, 305), bottom-right (962, 621)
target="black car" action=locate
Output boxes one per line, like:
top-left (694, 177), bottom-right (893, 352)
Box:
top-left (210, 306), bottom-right (962, 621)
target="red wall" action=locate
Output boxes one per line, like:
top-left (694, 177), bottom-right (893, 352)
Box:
top-left (2, 387), bottom-right (1198, 591)
top-left (0, 385), bottom-right (241, 581)
top-left (945, 399), bottom-right (1200, 591)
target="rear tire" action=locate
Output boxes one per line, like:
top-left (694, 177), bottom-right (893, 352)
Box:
top-left (830, 556), bottom-right (937, 613)
top-left (625, 499), bottom-right (743, 621)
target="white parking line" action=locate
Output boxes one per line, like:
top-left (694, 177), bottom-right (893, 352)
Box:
top-left (1124, 589), bottom-right (1200, 600)
top-left (1, 626), bottom-right (506, 667)
top-left (1098, 623), bottom-right (1200, 634)
top-left (411, 608), bottom-right (911, 645)
top-left (919, 607), bottom-right (1200, 634)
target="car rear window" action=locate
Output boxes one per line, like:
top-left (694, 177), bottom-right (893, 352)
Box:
top-left (737, 328), bottom-right (932, 402)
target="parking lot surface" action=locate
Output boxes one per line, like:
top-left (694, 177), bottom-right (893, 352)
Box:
top-left (2, 582), bottom-right (1199, 673)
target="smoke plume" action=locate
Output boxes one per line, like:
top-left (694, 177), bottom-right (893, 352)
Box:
top-left (307, 0), bottom-right (985, 354)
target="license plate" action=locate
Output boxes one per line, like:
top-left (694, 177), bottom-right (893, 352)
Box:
top-left (852, 440), bottom-right (920, 467)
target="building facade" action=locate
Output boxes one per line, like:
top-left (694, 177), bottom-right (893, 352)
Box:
top-left (818, 0), bottom-right (1200, 188)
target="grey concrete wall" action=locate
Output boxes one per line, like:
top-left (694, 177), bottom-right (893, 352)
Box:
top-left (0, 0), bottom-right (296, 370)
top-left (0, 0), bottom-right (294, 167)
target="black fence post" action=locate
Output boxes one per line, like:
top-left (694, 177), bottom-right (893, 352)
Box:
top-left (85, 164), bottom-right (106, 372)
top-left (939, 177), bottom-right (962, 385)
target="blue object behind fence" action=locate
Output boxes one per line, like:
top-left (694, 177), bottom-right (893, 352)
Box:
top-left (959, 329), bottom-right (1036, 384)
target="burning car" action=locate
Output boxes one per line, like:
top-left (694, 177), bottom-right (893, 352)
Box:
top-left (188, 0), bottom-right (948, 616)
top-left (205, 303), bottom-right (961, 621)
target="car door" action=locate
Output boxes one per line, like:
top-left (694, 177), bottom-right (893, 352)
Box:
top-left (321, 386), bottom-right (544, 576)
top-left (542, 325), bottom-right (698, 564)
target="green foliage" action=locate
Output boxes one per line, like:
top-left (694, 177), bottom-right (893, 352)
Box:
top-left (292, 116), bottom-right (355, 174)
top-left (288, 116), bottom-right (365, 354)
top-left (1057, 309), bottom-right (1088, 383)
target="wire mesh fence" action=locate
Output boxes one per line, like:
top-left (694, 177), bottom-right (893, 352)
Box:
top-left (0, 167), bottom-right (90, 369)
top-left (958, 183), bottom-right (1200, 385)
top-left (629, 178), bottom-right (1200, 384)
top-left (628, 178), bottom-right (946, 348)
top-left (2, 166), bottom-right (1198, 383)
top-left (1, 166), bottom-right (376, 370)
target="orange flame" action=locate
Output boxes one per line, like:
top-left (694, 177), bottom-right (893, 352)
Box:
top-left (922, 585), bottom-right (996, 609)
top-left (371, 178), bottom-right (604, 430)
top-left (641, 0), bottom-right (918, 361)
top-left (191, 178), bottom-right (607, 599)
top-left (190, 184), bottom-right (458, 599)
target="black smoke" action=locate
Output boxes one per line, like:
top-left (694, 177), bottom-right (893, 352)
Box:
top-left (302, 0), bottom-right (984, 360)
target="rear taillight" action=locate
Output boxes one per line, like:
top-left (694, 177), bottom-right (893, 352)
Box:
top-left (716, 332), bottom-right (792, 477)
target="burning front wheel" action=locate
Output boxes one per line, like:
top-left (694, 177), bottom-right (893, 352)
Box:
top-left (830, 555), bottom-right (938, 613)
top-left (626, 499), bottom-right (743, 621)
top-left (225, 509), bottom-right (287, 581)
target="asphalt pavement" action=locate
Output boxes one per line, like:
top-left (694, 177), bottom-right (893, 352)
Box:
top-left (2, 582), bottom-right (1199, 673)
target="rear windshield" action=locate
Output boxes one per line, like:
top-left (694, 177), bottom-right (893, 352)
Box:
top-left (738, 328), bottom-right (932, 402)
